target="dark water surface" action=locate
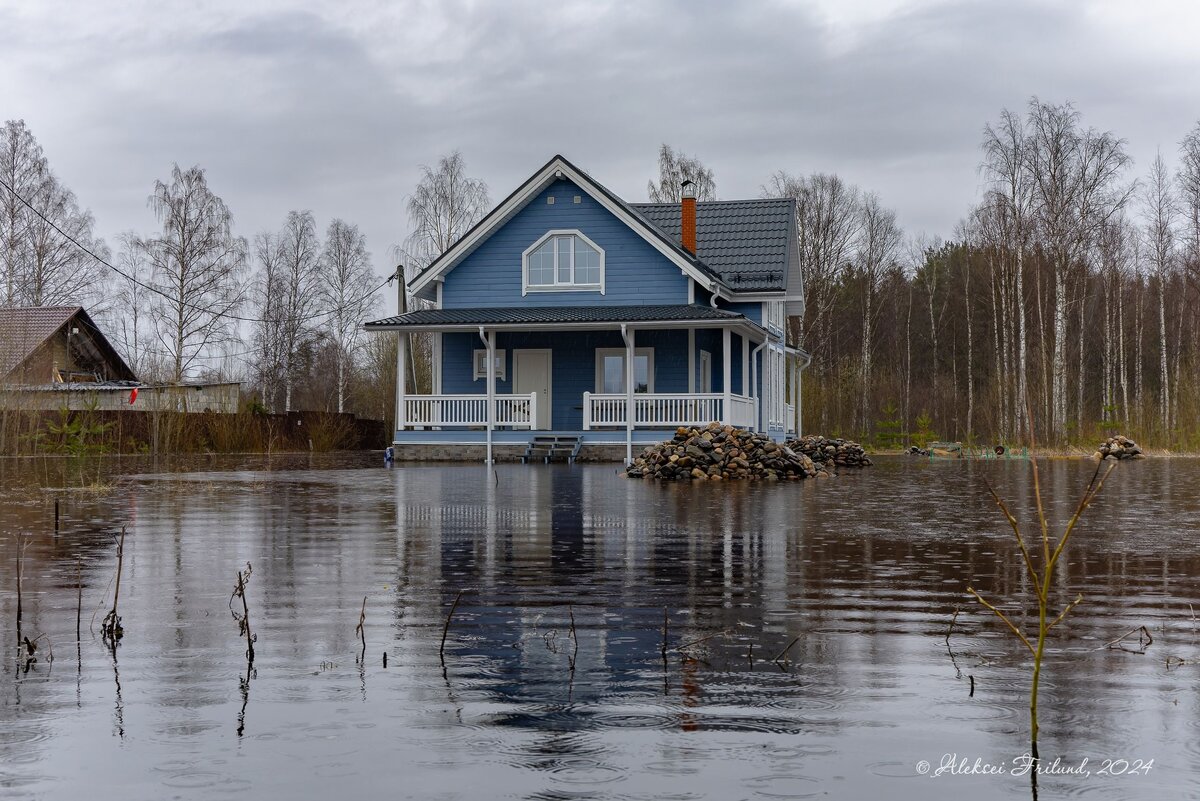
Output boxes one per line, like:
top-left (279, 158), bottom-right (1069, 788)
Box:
top-left (1, 454), bottom-right (1198, 800)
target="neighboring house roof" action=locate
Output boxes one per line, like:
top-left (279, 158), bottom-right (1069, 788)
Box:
top-left (366, 303), bottom-right (754, 330)
top-left (0, 305), bottom-right (137, 382)
top-left (407, 155), bottom-right (729, 299)
top-left (630, 198), bottom-right (796, 292)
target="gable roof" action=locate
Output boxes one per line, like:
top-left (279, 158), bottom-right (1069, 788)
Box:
top-left (630, 198), bottom-right (796, 292)
top-left (0, 306), bottom-right (137, 382)
top-left (407, 155), bottom-right (725, 299)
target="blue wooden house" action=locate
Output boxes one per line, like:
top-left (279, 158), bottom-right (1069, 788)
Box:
top-left (367, 155), bottom-right (808, 462)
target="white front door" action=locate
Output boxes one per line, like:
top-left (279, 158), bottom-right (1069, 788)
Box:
top-left (514, 349), bottom-right (552, 429)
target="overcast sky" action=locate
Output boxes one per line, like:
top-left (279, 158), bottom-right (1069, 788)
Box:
top-left (3, 0), bottom-right (1199, 315)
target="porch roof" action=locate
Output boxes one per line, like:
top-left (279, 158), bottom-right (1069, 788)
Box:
top-left (365, 303), bottom-right (766, 336)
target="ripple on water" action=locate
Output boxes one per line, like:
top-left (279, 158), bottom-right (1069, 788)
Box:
top-left (158, 770), bottom-right (224, 789)
top-left (865, 761), bottom-right (924, 779)
top-left (541, 758), bottom-right (626, 786)
top-left (743, 774), bottom-right (822, 799)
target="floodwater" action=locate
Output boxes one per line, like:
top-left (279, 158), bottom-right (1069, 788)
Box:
top-left (1, 454), bottom-right (1198, 800)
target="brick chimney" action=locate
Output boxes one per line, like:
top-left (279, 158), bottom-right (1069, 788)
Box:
top-left (680, 179), bottom-right (696, 255)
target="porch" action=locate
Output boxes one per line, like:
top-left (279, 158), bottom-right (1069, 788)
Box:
top-left (368, 304), bottom-right (804, 462)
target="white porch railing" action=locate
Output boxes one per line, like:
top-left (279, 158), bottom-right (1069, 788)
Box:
top-left (785, 403), bottom-right (796, 435)
top-left (402, 394), bottom-right (536, 429)
top-left (584, 392), bottom-right (758, 430)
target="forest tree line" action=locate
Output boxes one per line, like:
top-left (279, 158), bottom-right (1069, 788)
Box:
top-left (3, 102), bottom-right (1200, 446)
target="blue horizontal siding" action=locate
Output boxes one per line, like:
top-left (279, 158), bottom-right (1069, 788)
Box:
top-left (441, 179), bottom-right (689, 308)
top-left (723, 301), bottom-right (762, 325)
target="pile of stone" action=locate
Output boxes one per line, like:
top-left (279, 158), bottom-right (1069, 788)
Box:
top-left (626, 423), bottom-right (822, 481)
top-left (785, 435), bottom-right (873, 468)
top-left (1094, 435), bottom-right (1146, 461)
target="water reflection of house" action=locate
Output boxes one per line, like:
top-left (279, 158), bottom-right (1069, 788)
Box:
top-left (0, 305), bottom-right (239, 412)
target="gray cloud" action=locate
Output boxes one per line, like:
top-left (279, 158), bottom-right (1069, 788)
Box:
top-left (3, 0), bottom-right (1198, 314)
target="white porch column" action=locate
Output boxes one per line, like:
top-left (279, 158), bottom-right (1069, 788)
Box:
top-left (741, 335), bottom-right (750, 395)
top-left (479, 326), bottom-right (495, 465)
top-left (722, 327), bottom-right (732, 425)
top-left (395, 330), bottom-right (407, 434)
top-left (687, 329), bottom-right (696, 394)
top-left (621, 324), bottom-right (635, 465)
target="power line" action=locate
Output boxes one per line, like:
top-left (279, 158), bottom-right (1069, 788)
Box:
top-left (0, 175), bottom-right (394, 327)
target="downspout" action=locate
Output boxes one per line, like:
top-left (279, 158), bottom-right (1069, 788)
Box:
top-left (750, 338), bottom-right (767, 433)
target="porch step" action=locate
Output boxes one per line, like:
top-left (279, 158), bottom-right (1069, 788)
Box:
top-left (522, 435), bottom-right (583, 464)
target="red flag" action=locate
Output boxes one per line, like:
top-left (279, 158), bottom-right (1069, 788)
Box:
top-left (129, 387), bottom-right (138, 405)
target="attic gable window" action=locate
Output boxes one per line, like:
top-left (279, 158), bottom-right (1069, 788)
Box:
top-left (522, 230), bottom-right (605, 295)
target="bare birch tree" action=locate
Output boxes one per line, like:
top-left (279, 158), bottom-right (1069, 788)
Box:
top-left (0, 120), bottom-right (107, 308)
top-left (275, 210), bottom-right (323, 411)
top-left (402, 151), bottom-right (490, 393)
top-left (1025, 99), bottom-right (1132, 436)
top-left (647, 144), bottom-right (717, 202)
top-left (1140, 152), bottom-right (1177, 432)
top-left (251, 232), bottom-right (287, 411)
top-left (763, 172), bottom-right (861, 360)
top-left (22, 172), bottom-right (107, 306)
top-left (1179, 122), bottom-right (1200, 279)
top-left (320, 219), bottom-right (377, 413)
top-left (144, 164), bottom-right (248, 382)
top-left (981, 108), bottom-right (1034, 437)
top-left (109, 232), bottom-right (154, 378)
top-left (854, 192), bottom-right (902, 430)
top-left (404, 151), bottom-right (491, 272)
top-left (0, 120), bottom-right (44, 306)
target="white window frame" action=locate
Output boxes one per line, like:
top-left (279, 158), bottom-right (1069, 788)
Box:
top-left (762, 300), bottom-right (785, 334)
top-left (473, 349), bottom-right (507, 381)
top-left (595, 348), bottom-right (654, 394)
top-left (522, 229), bottom-right (605, 295)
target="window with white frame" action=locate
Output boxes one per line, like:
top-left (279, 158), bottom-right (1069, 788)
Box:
top-left (595, 348), bottom-right (653, 394)
top-left (473, 349), bottom-right (506, 381)
top-left (765, 300), bottom-right (785, 333)
top-left (523, 231), bottom-right (604, 293)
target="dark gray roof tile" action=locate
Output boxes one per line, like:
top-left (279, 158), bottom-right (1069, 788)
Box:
top-left (631, 198), bottom-right (795, 292)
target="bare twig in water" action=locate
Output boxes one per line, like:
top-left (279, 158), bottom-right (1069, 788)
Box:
top-left (1100, 625), bottom-right (1154, 653)
top-left (673, 629), bottom-right (733, 654)
top-left (772, 636), bottom-right (802, 664)
top-left (101, 527), bottom-right (126, 645)
top-left (230, 563), bottom-right (255, 663)
top-left (1189, 604), bottom-right (1197, 637)
top-left (355, 596), bottom-right (367, 660)
top-left (945, 605), bottom-right (960, 646)
top-left (75, 558), bottom-right (82, 643)
top-left (567, 604), bottom-right (578, 672)
top-left (439, 590), bottom-right (466, 663)
top-left (661, 609), bottom-right (668, 664)
top-left (15, 535), bottom-right (29, 655)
